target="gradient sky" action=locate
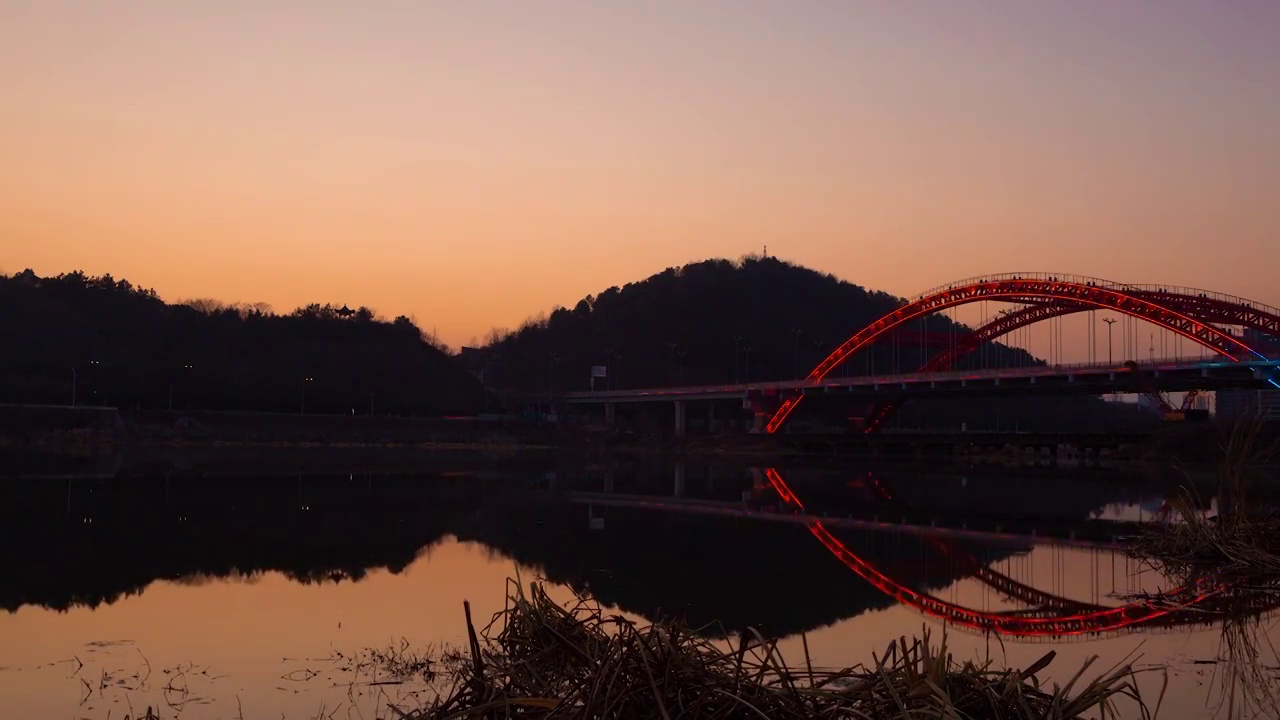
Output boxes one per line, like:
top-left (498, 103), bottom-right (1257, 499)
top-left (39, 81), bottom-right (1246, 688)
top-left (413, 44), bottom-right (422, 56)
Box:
top-left (3, 1), bottom-right (1278, 349)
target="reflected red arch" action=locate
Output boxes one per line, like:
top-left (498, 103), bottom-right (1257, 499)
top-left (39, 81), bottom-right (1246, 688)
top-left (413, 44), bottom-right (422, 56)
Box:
top-left (766, 275), bottom-right (1273, 434)
top-left (763, 468), bottom-right (1221, 636)
top-left (859, 471), bottom-right (1106, 614)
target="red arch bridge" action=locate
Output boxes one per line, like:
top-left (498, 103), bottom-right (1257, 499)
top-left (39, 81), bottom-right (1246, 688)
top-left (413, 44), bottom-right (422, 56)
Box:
top-left (555, 273), bottom-right (1280, 434)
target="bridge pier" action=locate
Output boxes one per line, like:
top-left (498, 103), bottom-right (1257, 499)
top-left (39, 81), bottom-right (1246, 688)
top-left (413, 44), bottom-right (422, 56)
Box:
top-left (674, 460), bottom-right (685, 496)
top-left (747, 467), bottom-right (765, 501)
top-left (604, 402), bottom-right (616, 426)
top-left (745, 390), bottom-right (797, 434)
top-left (674, 400), bottom-right (687, 437)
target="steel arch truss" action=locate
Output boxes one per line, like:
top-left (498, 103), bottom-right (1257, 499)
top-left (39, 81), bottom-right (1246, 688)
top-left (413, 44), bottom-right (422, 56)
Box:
top-left (766, 276), bottom-right (1278, 434)
top-left (863, 291), bottom-right (1280, 432)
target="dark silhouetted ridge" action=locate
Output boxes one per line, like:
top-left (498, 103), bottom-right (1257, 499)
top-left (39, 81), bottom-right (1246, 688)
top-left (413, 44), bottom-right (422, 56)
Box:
top-left (0, 269), bottom-right (486, 416)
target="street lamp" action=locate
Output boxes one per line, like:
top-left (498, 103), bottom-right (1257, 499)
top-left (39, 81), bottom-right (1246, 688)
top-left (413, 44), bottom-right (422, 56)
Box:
top-left (733, 336), bottom-right (745, 384)
top-left (1102, 318), bottom-right (1117, 364)
top-left (301, 376), bottom-right (313, 414)
top-left (71, 360), bottom-right (100, 407)
top-left (169, 364), bottom-right (193, 411)
top-left (791, 328), bottom-right (803, 380)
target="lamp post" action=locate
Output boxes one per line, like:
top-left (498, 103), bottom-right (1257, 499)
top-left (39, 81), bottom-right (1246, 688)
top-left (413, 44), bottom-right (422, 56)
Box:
top-left (301, 376), bottom-right (313, 414)
top-left (791, 328), bottom-right (802, 380)
top-left (1102, 318), bottom-right (1117, 364)
top-left (169, 364), bottom-right (193, 411)
top-left (733, 336), bottom-right (745, 384)
top-left (71, 360), bottom-right (100, 407)
top-left (603, 349), bottom-right (623, 390)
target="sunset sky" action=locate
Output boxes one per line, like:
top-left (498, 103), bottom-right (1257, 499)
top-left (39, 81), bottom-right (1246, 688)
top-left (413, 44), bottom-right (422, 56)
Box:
top-left (3, 1), bottom-right (1277, 349)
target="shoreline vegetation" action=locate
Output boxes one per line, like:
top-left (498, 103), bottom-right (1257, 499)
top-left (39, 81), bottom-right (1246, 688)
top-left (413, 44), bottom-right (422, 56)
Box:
top-left (1121, 421), bottom-right (1280, 717)
top-left (1127, 422), bottom-right (1280, 586)
top-left (401, 579), bottom-right (1158, 719)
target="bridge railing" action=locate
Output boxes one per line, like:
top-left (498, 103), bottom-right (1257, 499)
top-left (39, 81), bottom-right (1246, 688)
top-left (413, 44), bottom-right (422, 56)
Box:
top-left (909, 273), bottom-right (1280, 319)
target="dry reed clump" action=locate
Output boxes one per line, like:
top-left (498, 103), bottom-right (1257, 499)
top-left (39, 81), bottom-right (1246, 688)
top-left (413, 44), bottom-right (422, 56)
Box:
top-left (1127, 420), bottom-right (1280, 586)
top-left (393, 578), bottom-right (1157, 719)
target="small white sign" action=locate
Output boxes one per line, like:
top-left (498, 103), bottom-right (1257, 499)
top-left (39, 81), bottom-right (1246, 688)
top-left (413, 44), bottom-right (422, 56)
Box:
top-left (591, 365), bottom-right (608, 378)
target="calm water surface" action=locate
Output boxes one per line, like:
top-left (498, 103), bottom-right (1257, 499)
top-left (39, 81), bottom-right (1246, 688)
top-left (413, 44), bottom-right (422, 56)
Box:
top-left (1, 460), bottom-right (1275, 718)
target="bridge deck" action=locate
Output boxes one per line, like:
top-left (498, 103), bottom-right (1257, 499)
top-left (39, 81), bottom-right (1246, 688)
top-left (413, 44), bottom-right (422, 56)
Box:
top-left (556, 358), bottom-right (1280, 404)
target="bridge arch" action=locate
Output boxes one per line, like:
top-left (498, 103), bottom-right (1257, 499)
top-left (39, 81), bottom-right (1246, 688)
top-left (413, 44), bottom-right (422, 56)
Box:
top-left (766, 274), bottom-right (1274, 434)
top-left (862, 292), bottom-right (1280, 431)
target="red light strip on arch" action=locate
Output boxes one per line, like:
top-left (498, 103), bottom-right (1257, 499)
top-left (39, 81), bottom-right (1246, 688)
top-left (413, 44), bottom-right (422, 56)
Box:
top-left (865, 293), bottom-right (1279, 432)
top-left (766, 277), bottom-right (1263, 434)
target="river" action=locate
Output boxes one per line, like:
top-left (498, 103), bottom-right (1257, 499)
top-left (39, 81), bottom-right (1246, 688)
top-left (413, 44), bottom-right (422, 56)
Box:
top-left (1, 458), bottom-right (1274, 718)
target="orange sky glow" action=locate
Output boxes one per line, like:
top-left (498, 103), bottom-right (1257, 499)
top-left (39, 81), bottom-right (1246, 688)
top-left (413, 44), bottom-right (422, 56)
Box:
top-left (3, 2), bottom-right (1277, 350)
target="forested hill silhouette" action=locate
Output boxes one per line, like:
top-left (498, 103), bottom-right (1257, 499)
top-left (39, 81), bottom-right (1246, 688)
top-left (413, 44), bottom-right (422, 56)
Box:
top-left (469, 256), bottom-right (1155, 431)
top-left (0, 270), bottom-right (485, 415)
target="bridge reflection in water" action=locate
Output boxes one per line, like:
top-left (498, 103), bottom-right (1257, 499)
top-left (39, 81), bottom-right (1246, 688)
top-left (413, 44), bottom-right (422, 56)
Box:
top-left (7, 464), bottom-right (1280, 720)
top-left (561, 464), bottom-right (1278, 642)
top-left (2, 464), bottom-right (1272, 641)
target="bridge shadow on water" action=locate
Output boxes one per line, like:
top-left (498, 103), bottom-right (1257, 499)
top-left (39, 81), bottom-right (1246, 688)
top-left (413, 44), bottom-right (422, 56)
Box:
top-left (0, 463), bottom-right (1270, 642)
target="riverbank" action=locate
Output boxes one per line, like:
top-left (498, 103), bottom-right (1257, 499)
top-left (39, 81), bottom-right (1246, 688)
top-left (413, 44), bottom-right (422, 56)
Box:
top-left (1, 403), bottom-right (1273, 469)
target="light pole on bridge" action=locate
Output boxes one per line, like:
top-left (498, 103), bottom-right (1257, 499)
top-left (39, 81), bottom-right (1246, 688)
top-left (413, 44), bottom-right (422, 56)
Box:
top-left (791, 328), bottom-right (802, 380)
top-left (733, 336), bottom-right (745, 384)
top-left (300, 376), bottom-right (313, 414)
top-left (1102, 318), bottom-right (1117, 365)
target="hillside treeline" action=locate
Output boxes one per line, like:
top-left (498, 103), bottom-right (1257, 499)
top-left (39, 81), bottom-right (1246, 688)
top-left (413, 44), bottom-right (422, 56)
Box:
top-left (0, 270), bottom-right (486, 416)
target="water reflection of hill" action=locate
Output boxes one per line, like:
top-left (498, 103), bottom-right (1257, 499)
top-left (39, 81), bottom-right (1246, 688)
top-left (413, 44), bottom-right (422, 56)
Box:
top-left (0, 475), bottom-right (488, 611)
top-left (450, 491), bottom-right (1016, 637)
top-left (1, 470), bottom-right (1128, 635)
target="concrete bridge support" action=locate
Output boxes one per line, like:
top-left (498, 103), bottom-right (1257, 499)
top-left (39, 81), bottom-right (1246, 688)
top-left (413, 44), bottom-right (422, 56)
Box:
top-left (674, 400), bottom-right (687, 437)
top-left (748, 467), bottom-right (766, 494)
top-left (605, 402), bottom-right (616, 426)
top-left (674, 460), bottom-right (686, 497)
top-left (746, 390), bottom-right (797, 433)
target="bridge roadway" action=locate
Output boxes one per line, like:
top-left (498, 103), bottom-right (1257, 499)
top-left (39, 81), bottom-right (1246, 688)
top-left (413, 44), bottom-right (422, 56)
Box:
top-left (557, 357), bottom-right (1280, 405)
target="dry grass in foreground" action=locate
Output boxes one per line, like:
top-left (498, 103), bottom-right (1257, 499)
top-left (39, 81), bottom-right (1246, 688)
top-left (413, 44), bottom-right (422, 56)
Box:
top-left (392, 578), bottom-right (1159, 719)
